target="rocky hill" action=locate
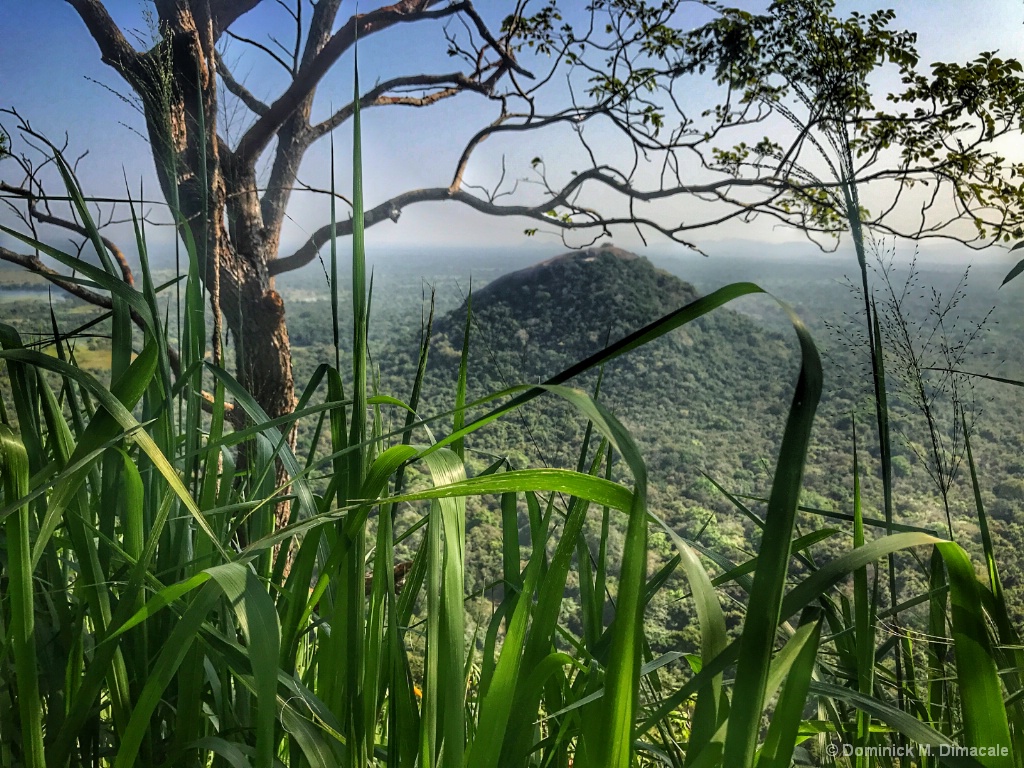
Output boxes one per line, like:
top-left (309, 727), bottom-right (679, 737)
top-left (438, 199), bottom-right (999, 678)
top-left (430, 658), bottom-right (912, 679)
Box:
top-left (433, 244), bottom-right (701, 368)
top-left (429, 244), bottom-right (800, 499)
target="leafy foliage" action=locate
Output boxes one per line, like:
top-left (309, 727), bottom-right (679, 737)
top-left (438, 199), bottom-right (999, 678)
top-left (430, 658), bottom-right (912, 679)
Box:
top-left (3, 3), bottom-right (1024, 764)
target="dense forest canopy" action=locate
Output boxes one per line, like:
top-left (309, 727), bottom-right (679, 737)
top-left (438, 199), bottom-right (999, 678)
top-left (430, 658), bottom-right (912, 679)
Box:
top-left (2, 2), bottom-right (1024, 767)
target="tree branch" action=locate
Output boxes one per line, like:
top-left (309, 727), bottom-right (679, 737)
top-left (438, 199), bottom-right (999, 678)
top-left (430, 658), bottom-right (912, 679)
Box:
top-left (216, 52), bottom-right (270, 116)
top-left (0, 244), bottom-right (171, 368)
top-left (253, 0), bottom-right (341, 249)
top-left (234, 0), bottom-right (468, 165)
top-left (0, 245), bottom-right (233, 410)
top-left (310, 72), bottom-right (491, 138)
top-left (268, 182), bottom-right (701, 276)
top-left (224, 29), bottom-right (294, 74)
top-left (1, 245), bottom-right (122, 310)
top-left (271, 141), bottom-right (1024, 277)
top-left (1, 181), bottom-right (135, 286)
top-left (209, 0), bottom-right (263, 40)
top-left (64, 0), bottom-right (142, 79)
top-left (458, 1), bottom-right (533, 80)
top-left (298, 0), bottom-right (341, 70)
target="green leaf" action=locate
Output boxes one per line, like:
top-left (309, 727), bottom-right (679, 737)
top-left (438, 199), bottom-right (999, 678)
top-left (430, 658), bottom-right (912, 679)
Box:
top-left (723, 302), bottom-right (822, 768)
top-left (0, 426), bottom-right (45, 768)
top-left (206, 564), bottom-right (281, 768)
top-left (113, 582), bottom-right (222, 768)
top-left (757, 612), bottom-right (822, 768)
top-left (1000, 256), bottom-right (1024, 286)
top-left (420, 449), bottom-right (467, 768)
top-left (936, 542), bottom-right (1013, 768)
top-left (810, 682), bottom-right (988, 768)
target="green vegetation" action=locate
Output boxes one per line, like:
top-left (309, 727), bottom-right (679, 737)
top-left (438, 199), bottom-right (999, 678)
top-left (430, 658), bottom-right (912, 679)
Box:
top-left (2, 134), bottom-right (1024, 767)
top-left (3, 17), bottom-right (1024, 764)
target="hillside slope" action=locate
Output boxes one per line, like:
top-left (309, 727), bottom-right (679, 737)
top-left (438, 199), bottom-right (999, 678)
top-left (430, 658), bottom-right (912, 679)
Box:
top-left (429, 244), bottom-right (799, 511)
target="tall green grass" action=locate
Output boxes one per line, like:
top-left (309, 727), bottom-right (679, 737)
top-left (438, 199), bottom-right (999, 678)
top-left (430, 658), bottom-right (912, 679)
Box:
top-left (0, 65), bottom-right (1021, 768)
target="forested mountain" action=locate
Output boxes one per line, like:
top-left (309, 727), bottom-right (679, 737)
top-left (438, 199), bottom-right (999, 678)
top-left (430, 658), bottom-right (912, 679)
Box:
top-left (3, 238), bottom-right (1024, 762)
top-left (428, 244), bottom-right (797, 492)
top-left (408, 244), bottom-right (1024, 629)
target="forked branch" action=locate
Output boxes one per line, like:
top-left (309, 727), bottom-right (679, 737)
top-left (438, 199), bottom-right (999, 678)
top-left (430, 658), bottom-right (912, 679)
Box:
top-left (65, 0), bottom-right (142, 78)
top-left (234, 0), bottom-right (502, 164)
top-left (0, 244), bottom-right (229, 410)
top-left (1, 182), bottom-right (135, 286)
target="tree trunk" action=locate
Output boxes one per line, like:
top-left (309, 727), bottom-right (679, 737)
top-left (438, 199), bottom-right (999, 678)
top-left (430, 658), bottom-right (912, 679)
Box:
top-left (220, 245), bottom-right (297, 533)
top-left (139, 4), bottom-right (298, 530)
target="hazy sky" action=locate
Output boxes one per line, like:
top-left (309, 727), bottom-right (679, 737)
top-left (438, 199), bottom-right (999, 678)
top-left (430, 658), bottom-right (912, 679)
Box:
top-left (3, 1), bottom-right (1024, 266)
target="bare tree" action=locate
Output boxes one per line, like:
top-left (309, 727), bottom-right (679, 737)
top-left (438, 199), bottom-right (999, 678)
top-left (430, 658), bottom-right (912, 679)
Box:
top-left (2, 0), bottom-right (1023, 432)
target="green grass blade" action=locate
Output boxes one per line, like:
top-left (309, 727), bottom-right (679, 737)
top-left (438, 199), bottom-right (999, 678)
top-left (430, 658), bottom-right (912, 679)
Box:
top-left (452, 288), bottom-right (471, 460)
top-left (852, 420), bottom-right (876, 764)
top-left (1000, 255), bottom-right (1024, 286)
top-left (329, 135), bottom-right (341, 370)
top-left (810, 682), bottom-right (988, 768)
top-left (207, 564), bottom-right (282, 768)
top-left (963, 420), bottom-right (1024, 749)
top-left (243, 469), bottom-right (634, 557)
top-left (935, 542), bottom-right (1013, 768)
top-left (963, 419), bottom-right (1007, 615)
top-left (757, 611), bottom-right (823, 768)
top-left (105, 571), bottom-right (215, 642)
top-left (0, 347), bottom-right (227, 560)
top-left (466, 494), bottom-right (549, 768)
top-left (645, 513), bottom-right (727, 765)
top-left (928, 547), bottom-right (951, 738)
top-left (420, 449), bottom-right (467, 768)
top-left (46, 149), bottom-right (134, 379)
top-left (207, 363), bottom-right (318, 517)
top-left (487, 441), bottom-right (606, 766)
top-left (0, 426), bottom-right (45, 768)
top-left (349, 35), bottom-right (368, 504)
top-left (112, 581), bottom-right (222, 768)
top-left (687, 611), bottom-right (825, 768)
top-left (781, 533), bottom-right (938, 617)
top-left (723, 305), bottom-right (822, 768)
top-left (28, 342), bottom-right (158, 566)
top-left (0, 224), bottom-right (154, 333)
top-left (506, 388), bottom-right (650, 768)
top-left (0, 325), bottom-right (44, 472)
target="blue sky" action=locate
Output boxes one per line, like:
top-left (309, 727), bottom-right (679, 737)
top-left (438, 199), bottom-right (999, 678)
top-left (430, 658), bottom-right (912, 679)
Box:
top-left (3, 1), bottom-right (1024, 266)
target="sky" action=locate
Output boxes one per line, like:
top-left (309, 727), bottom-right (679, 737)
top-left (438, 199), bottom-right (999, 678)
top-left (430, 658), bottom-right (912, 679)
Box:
top-left (3, 0), bottom-right (1024, 268)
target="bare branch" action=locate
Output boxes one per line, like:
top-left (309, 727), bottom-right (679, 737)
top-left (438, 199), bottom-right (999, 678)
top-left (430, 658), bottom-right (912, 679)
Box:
top-left (234, 0), bottom-right (471, 165)
top-left (224, 29), bottom-right (294, 74)
top-left (1, 181), bottom-right (135, 286)
top-left (209, 0), bottom-right (262, 39)
top-left (268, 181), bottom-right (705, 276)
top-left (267, 32), bottom-right (297, 71)
top-left (310, 72), bottom-right (492, 138)
top-left (216, 52), bottom-right (270, 116)
top-left (0, 245), bottom-right (231, 410)
top-left (298, 0), bottom-right (341, 70)
top-left (0, 245), bottom-right (122, 309)
top-left (458, 2), bottom-right (534, 80)
top-left (65, 0), bottom-right (142, 78)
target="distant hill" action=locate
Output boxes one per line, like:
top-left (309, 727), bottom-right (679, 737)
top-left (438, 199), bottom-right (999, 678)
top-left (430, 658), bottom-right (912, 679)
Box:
top-left (434, 244), bottom-right (700, 364)
top-left (428, 244), bottom-right (800, 493)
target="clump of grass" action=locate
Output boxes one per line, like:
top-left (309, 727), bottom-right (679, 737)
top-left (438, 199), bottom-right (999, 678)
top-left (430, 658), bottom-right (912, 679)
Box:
top-left (0, 56), bottom-right (1021, 768)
